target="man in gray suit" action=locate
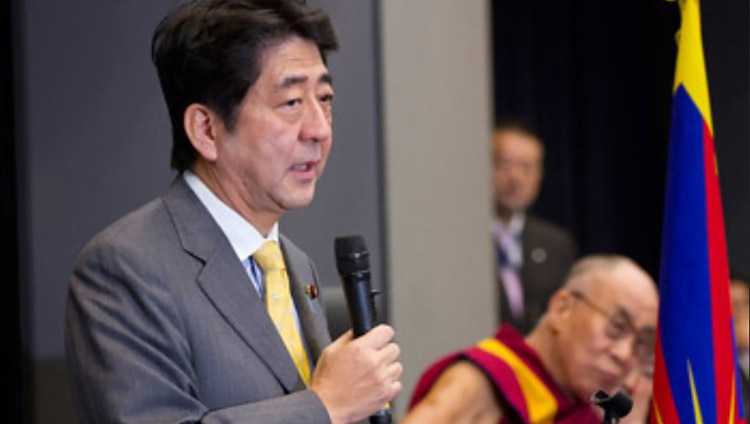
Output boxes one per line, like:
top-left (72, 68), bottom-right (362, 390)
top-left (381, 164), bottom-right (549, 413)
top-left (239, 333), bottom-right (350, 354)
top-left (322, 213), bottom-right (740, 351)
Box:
top-left (492, 117), bottom-right (578, 334)
top-left (64, 1), bottom-right (402, 423)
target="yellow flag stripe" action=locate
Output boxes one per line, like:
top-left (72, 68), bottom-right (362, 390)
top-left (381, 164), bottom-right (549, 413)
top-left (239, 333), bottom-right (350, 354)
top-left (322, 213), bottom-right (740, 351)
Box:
top-left (478, 339), bottom-right (558, 424)
top-left (687, 360), bottom-right (705, 424)
top-left (673, 0), bottom-right (713, 135)
top-left (653, 399), bottom-right (665, 424)
top-left (727, 376), bottom-right (735, 424)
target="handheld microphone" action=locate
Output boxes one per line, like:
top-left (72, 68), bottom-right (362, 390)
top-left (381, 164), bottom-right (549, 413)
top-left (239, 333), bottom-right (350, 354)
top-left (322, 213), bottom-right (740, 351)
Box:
top-left (334, 235), bottom-right (391, 424)
top-left (591, 390), bottom-right (633, 424)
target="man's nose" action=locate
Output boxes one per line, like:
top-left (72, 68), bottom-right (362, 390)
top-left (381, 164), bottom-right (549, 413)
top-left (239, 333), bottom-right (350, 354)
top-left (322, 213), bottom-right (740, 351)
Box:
top-left (507, 162), bottom-right (531, 181)
top-left (611, 333), bottom-right (637, 366)
top-left (300, 99), bottom-right (332, 143)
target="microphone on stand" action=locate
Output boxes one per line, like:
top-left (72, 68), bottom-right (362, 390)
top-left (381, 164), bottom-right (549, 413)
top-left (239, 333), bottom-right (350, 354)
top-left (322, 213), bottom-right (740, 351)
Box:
top-left (334, 235), bottom-right (391, 424)
top-left (591, 390), bottom-right (633, 424)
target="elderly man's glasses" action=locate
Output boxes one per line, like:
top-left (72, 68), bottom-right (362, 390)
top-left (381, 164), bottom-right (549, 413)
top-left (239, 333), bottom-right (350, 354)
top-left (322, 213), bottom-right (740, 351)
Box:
top-left (569, 290), bottom-right (655, 366)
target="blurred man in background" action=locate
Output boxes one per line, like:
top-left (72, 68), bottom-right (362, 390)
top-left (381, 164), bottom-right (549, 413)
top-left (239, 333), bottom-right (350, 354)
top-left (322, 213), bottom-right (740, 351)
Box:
top-left (730, 272), bottom-right (750, 414)
top-left (492, 117), bottom-right (578, 333)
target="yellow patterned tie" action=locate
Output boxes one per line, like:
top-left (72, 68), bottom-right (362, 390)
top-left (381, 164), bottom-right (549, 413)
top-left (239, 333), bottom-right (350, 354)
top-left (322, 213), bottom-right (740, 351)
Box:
top-left (253, 241), bottom-right (311, 385)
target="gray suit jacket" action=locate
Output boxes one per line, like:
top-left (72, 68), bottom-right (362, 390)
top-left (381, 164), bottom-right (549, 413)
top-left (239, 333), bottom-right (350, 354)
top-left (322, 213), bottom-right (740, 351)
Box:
top-left (497, 215), bottom-right (578, 334)
top-left (65, 177), bottom-right (333, 423)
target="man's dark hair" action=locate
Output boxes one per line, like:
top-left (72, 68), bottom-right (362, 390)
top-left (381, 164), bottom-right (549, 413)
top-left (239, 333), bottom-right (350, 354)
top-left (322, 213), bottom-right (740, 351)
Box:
top-left (494, 115), bottom-right (541, 141)
top-left (151, 0), bottom-right (338, 172)
top-left (731, 270), bottom-right (750, 286)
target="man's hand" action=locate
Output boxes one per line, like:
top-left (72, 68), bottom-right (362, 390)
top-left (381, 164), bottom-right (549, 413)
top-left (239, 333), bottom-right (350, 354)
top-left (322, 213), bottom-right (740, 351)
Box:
top-left (310, 324), bottom-right (402, 424)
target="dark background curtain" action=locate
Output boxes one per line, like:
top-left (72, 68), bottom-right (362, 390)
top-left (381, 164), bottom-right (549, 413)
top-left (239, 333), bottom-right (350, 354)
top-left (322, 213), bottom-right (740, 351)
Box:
top-left (492, 0), bottom-right (749, 280)
top-left (3, 0), bottom-right (26, 422)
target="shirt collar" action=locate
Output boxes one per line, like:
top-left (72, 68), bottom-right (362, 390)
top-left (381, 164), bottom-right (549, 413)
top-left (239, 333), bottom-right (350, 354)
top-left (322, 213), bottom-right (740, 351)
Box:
top-left (183, 170), bottom-right (278, 261)
top-left (492, 212), bottom-right (526, 238)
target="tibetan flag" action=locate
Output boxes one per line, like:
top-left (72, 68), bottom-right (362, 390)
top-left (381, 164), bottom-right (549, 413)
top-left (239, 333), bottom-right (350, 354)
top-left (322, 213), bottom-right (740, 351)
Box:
top-left (651, 0), bottom-right (746, 423)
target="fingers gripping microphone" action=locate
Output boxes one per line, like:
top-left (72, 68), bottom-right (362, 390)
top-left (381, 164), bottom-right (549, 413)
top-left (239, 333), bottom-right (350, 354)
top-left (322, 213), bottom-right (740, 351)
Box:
top-left (334, 235), bottom-right (391, 424)
top-left (591, 390), bottom-right (633, 424)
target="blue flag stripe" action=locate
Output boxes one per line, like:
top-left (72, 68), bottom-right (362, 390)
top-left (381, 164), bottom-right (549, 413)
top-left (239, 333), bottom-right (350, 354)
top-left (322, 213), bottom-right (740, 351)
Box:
top-left (659, 85), bottom-right (717, 422)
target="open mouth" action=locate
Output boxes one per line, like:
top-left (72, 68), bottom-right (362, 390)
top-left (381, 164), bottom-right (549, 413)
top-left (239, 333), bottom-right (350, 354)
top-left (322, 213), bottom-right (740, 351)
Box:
top-left (291, 162), bottom-right (315, 172)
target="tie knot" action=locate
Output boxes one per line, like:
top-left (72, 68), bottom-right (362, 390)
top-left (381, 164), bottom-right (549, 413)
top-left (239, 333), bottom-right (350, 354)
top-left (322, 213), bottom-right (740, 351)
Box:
top-left (498, 227), bottom-right (517, 245)
top-left (253, 241), bottom-right (286, 272)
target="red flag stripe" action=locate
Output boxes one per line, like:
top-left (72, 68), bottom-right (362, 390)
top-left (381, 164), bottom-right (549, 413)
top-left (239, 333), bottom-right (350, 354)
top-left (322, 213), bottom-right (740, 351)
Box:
top-left (652, 328), bottom-right (681, 424)
top-left (703, 121), bottom-right (735, 423)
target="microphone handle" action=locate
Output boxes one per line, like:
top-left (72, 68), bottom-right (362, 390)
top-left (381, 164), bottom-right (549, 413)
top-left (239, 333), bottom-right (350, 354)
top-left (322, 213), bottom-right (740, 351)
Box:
top-left (341, 271), bottom-right (377, 337)
top-left (340, 272), bottom-right (392, 424)
top-left (369, 409), bottom-right (391, 424)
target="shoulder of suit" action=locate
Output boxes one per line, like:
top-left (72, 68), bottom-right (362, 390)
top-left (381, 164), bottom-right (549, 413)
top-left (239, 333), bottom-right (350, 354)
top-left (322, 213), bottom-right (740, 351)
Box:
top-left (86, 197), bottom-right (169, 251)
top-left (524, 214), bottom-right (576, 242)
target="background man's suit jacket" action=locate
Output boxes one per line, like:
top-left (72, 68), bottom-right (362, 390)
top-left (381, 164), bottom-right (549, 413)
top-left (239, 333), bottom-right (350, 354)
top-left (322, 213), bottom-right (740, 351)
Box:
top-left (497, 215), bottom-right (578, 334)
top-left (65, 177), bottom-right (334, 424)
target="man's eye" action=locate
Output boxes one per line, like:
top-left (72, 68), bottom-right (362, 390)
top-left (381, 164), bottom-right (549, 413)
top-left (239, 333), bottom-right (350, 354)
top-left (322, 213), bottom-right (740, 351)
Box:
top-left (319, 93), bottom-right (334, 103)
top-left (608, 318), bottom-right (630, 337)
top-left (284, 98), bottom-right (301, 107)
top-left (635, 335), bottom-right (656, 355)
top-left (640, 368), bottom-right (654, 380)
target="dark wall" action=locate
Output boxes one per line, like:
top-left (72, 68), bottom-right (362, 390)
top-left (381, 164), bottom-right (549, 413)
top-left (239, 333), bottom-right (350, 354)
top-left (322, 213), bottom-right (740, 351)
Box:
top-left (703, 1), bottom-right (750, 277)
top-left (4, 0), bottom-right (26, 422)
top-left (492, 0), bottom-right (748, 279)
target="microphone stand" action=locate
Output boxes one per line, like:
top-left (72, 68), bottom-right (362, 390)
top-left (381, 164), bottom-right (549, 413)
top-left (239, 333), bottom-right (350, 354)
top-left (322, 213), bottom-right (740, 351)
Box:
top-left (591, 390), bottom-right (633, 424)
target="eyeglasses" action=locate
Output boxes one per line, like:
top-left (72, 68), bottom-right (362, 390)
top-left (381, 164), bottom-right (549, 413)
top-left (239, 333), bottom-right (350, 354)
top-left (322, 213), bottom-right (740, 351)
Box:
top-left (569, 290), bottom-right (656, 366)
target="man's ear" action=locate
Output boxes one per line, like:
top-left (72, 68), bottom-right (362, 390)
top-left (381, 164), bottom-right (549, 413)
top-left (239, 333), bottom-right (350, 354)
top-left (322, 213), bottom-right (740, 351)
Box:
top-left (547, 289), bottom-right (574, 332)
top-left (184, 103), bottom-right (220, 162)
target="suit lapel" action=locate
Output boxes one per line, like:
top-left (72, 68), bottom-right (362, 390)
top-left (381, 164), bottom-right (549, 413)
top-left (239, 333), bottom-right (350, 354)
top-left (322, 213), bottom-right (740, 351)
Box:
top-left (197, 246), bottom-right (303, 392)
top-left (288, 266), bottom-right (330, 363)
top-left (163, 177), bottom-right (301, 392)
top-left (281, 236), bottom-right (332, 362)
top-left (521, 219), bottom-right (533, 283)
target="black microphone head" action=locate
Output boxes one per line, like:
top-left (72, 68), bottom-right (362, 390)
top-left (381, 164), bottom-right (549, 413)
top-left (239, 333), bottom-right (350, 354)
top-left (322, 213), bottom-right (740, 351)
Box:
top-left (334, 235), bottom-right (370, 276)
top-left (591, 390), bottom-right (633, 419)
